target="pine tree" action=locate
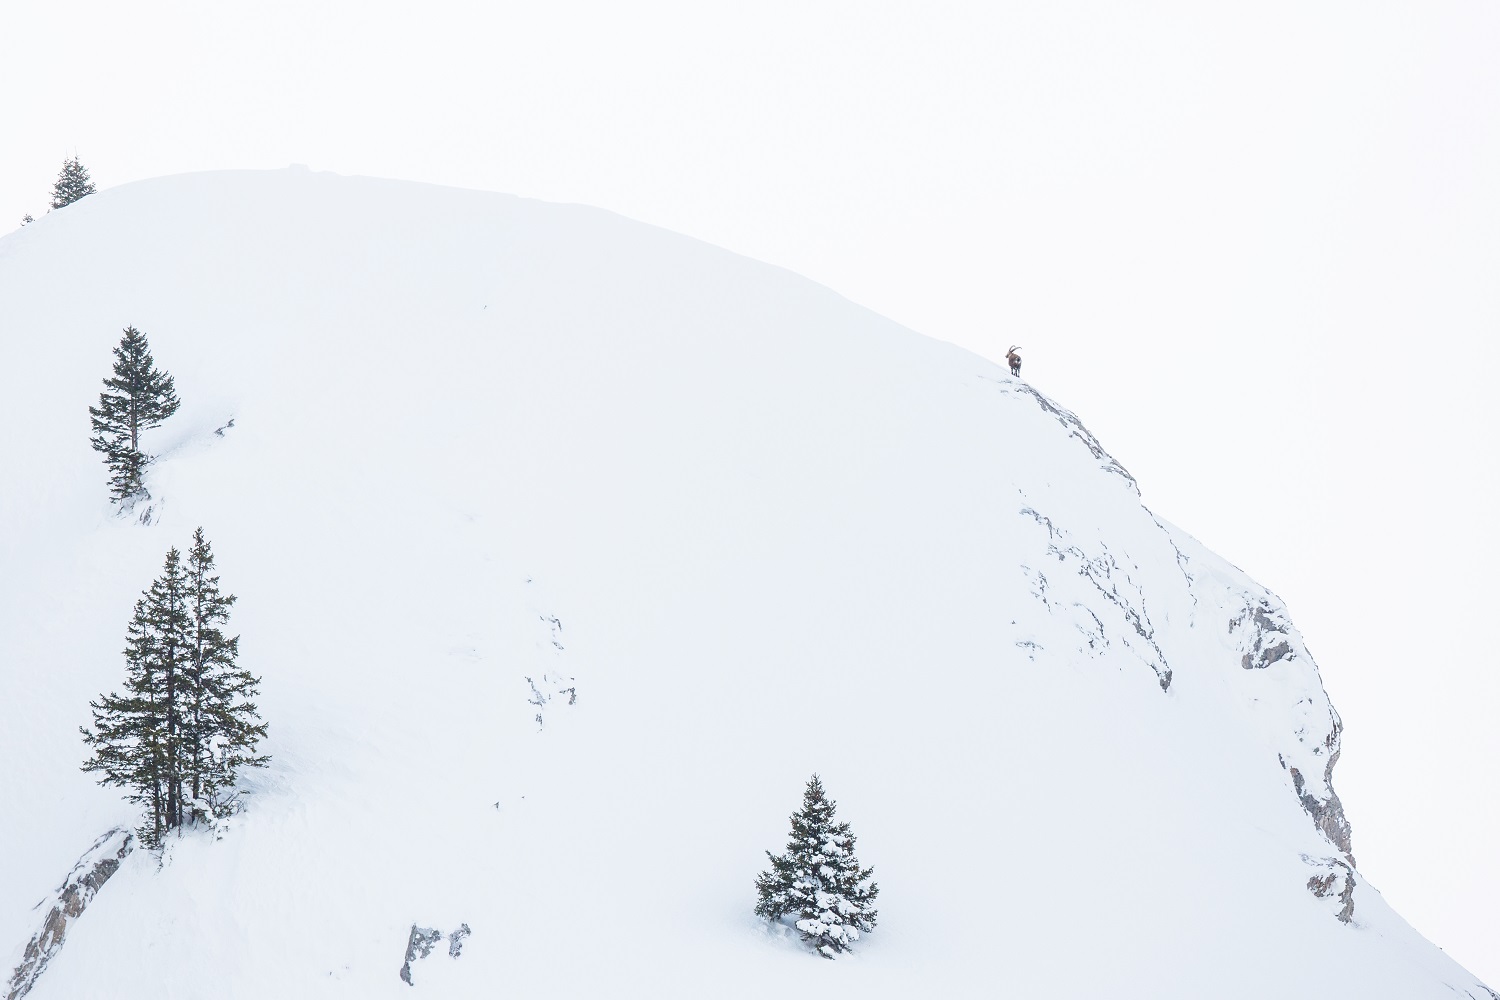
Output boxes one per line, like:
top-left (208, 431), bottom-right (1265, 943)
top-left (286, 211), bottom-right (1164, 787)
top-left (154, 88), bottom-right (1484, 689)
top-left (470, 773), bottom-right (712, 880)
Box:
top-left (184, 527), bottom-right (268, 818)
top-left (81, 598), bottom-right (163, 843)
top-left (755, 774), bottom-right (879, 958)
top-left (49, 156), bottom-right (96, 209)
top-left (82, 534), bottom-right (268, 847)
top-left (88, 326), bottom-right (180, 504)
top-left (82, 549), bottom-right (193, 847)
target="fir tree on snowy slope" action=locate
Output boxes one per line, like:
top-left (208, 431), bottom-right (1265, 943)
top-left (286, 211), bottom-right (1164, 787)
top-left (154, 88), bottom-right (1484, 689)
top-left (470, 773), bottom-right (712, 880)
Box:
top-left (81, 530), bottom-right (267, 849)
top-left (756, 775), bottom-right (879, 958)
top-left (87, 326), bottom-right (179, 504)
top-left (48, 156), bottom-right (96, 210)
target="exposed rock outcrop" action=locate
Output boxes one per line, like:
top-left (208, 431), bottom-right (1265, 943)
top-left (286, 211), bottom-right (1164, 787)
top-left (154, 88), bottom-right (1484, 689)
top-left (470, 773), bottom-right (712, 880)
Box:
top-left (1229, 594), bottom-right (1355, 864)
top-left (1230, 600), bottom-right (1296, 671)
top-left (1153, 521), bottom-right (1357, 919)
top-left (400, 922), bottom-right (471, 985)
top-left (1289, 757), bottom-right (1355, 865)
top-left (1304, 855), bottom-right (1357, 924)
top-left (6, 827), bottom-right (134, 1000)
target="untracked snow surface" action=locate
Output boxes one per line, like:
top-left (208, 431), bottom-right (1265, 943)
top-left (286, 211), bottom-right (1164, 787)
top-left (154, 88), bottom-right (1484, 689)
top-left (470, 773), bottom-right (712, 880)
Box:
top-left (0, 170), bottom-right (1491, 999)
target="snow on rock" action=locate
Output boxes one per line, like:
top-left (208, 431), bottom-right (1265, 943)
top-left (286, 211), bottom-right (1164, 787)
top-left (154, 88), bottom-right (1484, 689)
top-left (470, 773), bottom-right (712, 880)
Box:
top-left (399, 923), bottom-right (470, 986)
top-left (523, 604), bottom-right (577, 729)
top-left (1162, 523), bottom-right (1356, 864)
top-left (1304, 856), bottom-right (1358, 925)
top-left (5, 828), bottom-right (133, 1000)
top-left (1018, 503), bottom-right (1172, 691)
top-left (0, 169), bottom-right (1493, 998)
top-left (989, 376), bottom-right (1141, 495)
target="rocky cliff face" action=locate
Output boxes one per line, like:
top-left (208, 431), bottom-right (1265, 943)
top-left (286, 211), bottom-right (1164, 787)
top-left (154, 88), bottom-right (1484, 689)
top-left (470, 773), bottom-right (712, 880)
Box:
top-left (995, 373), bottom-right (1356, 880)
top-left (1158, 519), bottom-right (1356, 866)
top-left (994, 372), bottom-right (1357, 895)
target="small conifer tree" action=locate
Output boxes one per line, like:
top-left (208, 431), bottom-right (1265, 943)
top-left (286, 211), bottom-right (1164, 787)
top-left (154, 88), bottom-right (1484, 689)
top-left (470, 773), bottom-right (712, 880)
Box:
top-left (49, 156), bottom-right (96, 209)
top-left (83, 532), bottom-right (268, 847)
top-left (755, 774), bottom-right (879, 958)
top-left (88, 326), bottom-right (180, 504)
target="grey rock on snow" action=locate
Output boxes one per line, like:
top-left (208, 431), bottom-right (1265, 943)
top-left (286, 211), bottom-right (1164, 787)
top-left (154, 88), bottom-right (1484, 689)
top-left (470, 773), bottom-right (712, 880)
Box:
top-left (6, 827), bottom-right (135, 1000)
top-left (400, 922), bottom-right (472, 985)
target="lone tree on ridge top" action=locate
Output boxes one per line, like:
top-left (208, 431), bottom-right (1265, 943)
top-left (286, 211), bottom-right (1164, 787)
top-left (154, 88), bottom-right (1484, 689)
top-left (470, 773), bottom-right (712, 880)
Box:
top-left (50, 156), bottom-right (96, 209)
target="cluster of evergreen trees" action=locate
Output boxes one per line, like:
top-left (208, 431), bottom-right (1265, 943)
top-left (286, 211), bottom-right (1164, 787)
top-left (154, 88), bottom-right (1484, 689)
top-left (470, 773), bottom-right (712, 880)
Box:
top-left (78, 302), bottom-right (266, 849)
top-left (756, 774), bottom-right (879, 959)
top-left (89, 326), bottom-right (179, 504)
top-left (20, 156), bottom-right (96, 226)
top-left (81, 529), bottom-right (268, 848)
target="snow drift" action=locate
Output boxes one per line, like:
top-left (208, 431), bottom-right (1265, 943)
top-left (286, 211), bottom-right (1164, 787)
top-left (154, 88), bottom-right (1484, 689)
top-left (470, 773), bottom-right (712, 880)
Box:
top-left (0, 169), bottom-right (1491, 998)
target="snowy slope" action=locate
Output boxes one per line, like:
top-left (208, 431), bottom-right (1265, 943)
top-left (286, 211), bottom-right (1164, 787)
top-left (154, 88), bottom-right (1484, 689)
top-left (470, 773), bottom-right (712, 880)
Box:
top-left (0, 169), bottom-right (1490, 999)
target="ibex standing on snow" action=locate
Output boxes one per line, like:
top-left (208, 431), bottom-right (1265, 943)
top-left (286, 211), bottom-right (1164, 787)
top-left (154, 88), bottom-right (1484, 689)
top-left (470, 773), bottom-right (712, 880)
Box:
top-left (1006, 346), bottom-right (1022, 377)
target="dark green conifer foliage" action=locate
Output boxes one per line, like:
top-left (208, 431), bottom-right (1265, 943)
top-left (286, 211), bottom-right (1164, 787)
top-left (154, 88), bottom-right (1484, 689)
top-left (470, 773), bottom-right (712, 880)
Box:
top-left (49, 156), bottom-right (96, 209)
top-left (82, 548), bottom-right (192, 847)
top-left (184, 527), bottom-right (269, 815)
top-left (81, 598), bottom-right (158, 839)
top-left (755, 774), bottom-right (879, 958)
top-left (104, 447), bottom-right (150, 507)
top-left (88, 326), bottom-right (180, 503)
top-left (82, 533), bottom-right (269, 848)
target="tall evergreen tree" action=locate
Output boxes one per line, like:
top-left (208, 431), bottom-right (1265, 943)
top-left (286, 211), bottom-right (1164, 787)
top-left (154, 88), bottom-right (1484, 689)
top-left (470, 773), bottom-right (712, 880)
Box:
top-left (82, 533), bottom-right (268, 847)
top-left (88, 326), bottom-right (180, 503)
top-left (82, 549), bottom-right (192, 847)
top-left (81, 597), bottom-right (162, 840)
top-left (184, 527), bottom-right (268, 816)
top-left (755, 774), bottom-right (879, 958)
top-left (49, 156), bottom-right (96, 209)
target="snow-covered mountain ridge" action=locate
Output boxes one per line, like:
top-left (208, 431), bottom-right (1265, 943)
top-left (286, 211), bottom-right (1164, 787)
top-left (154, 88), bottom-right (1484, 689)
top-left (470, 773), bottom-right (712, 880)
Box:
top-left (0, 169), bottom-right (1489, 998)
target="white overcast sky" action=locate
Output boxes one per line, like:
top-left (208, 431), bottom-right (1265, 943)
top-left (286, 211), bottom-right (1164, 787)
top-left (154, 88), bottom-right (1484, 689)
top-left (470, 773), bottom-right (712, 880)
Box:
top-left (3, 0), bottom-right (1496, 983)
